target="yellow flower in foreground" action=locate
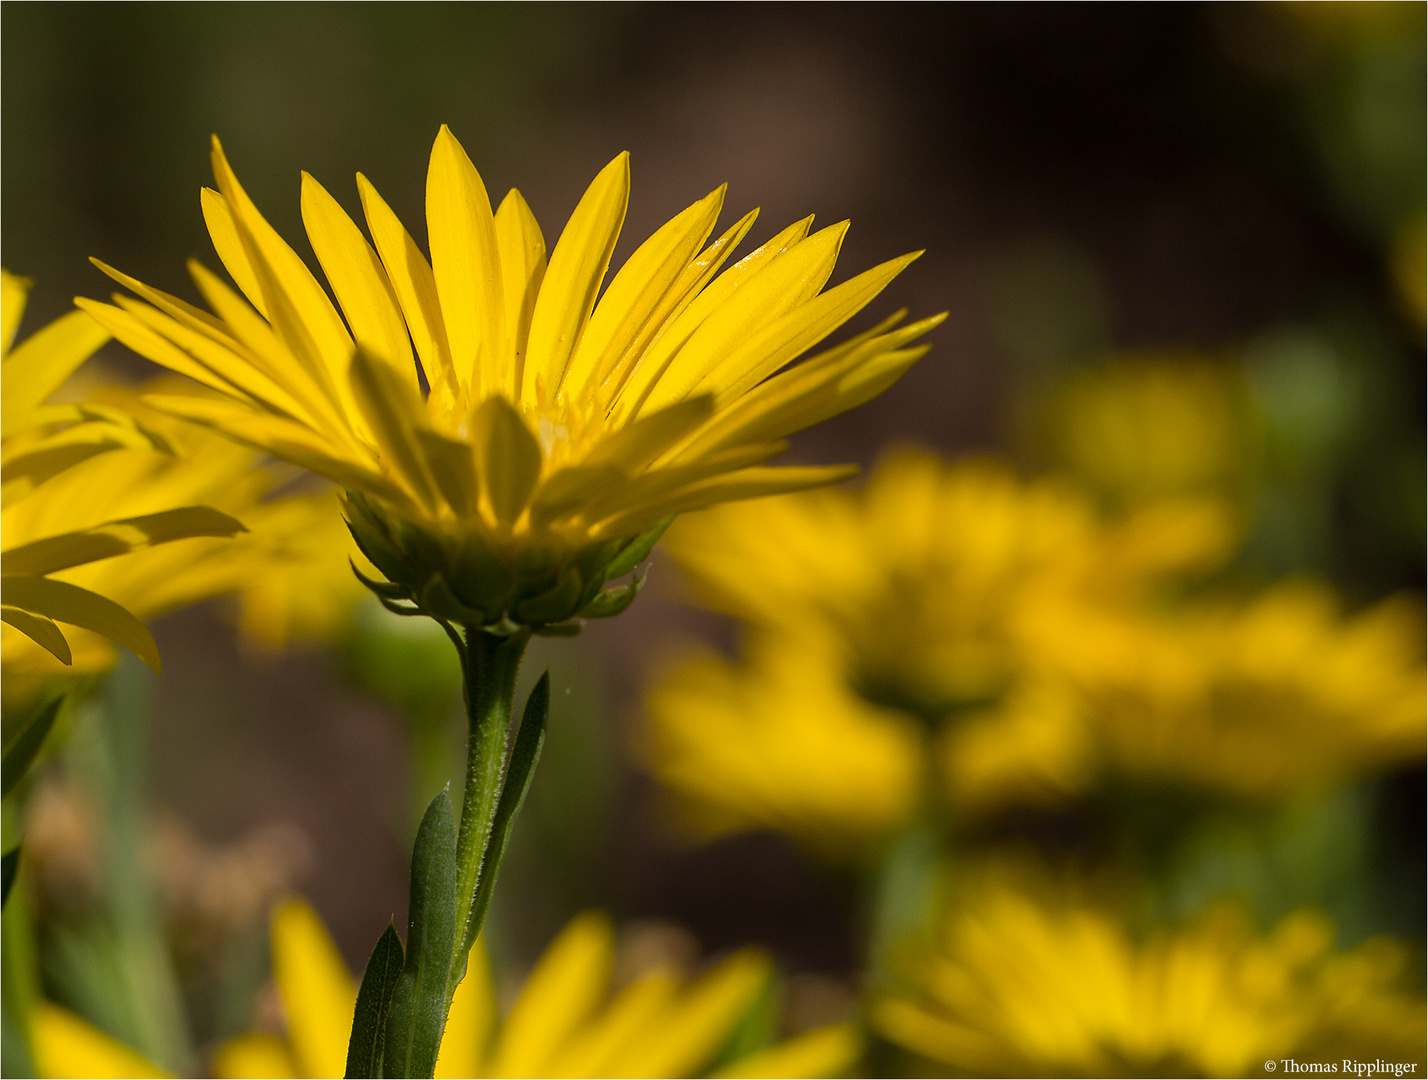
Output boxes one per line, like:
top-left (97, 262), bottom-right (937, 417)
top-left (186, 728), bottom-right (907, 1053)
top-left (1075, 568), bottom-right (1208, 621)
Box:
top-left (214, 899), bottom-right (859, 1079)
top-left (1, 271), bottom-right (245, 679)
top-left (2, 378), bottom-right (367, 708)
top-left (29, 1001), bottom-right (170, 1079)
top-left (646, 636), bottom-right (924, 857)
top-left (82, 127), bottom-right (942, 631)
top-left (873, 876), bottom-right (1426, 1078)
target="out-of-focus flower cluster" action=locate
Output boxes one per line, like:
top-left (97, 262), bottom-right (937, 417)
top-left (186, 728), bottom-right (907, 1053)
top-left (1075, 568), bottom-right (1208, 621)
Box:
top-left (645, 352), bottom-right (1427, 1074)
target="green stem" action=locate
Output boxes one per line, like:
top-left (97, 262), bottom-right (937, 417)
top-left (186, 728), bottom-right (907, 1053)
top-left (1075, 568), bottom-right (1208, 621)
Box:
top-left (449, 626), bottom-right (529, 987)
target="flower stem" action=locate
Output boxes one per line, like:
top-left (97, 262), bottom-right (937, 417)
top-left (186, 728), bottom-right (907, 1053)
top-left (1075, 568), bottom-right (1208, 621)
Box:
top-left (449, 626), bottom-right (529, 988)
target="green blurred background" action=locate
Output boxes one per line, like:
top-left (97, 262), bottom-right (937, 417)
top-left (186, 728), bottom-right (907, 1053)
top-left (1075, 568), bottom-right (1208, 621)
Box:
top-left (3, 0), bottom-right (1423, 1051)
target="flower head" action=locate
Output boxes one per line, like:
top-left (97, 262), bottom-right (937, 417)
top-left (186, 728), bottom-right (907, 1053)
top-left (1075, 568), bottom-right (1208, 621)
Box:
top-left (1, 271), bottom-right (248, 688)
top-left (873, 871), bottom-right (1426, 1077)
top-left (82, 128), bottom-right (941, 632)
top-left (212, 899), bottom-right (860, 1079)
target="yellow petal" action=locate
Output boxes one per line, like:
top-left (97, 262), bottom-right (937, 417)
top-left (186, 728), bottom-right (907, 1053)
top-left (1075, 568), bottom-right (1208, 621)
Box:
top-left (580, 443), bottom-right (787, 527)
top-left (603, 207), bottom-right (760, 418)
top-left (612, 949), bottom-right (772, 1079)
top-left (358, 173), bottom-right (458, 401)
top-left (301, 172), bottom-right (415, 374)
top-left (426, 125), bottom-right (506, 396)
top-left (470, 397), bottom-right (542, 527)
top-left (2, 267), bottom-right (32, 358)
top-left (270, 898), bottom-right (355, 1080)
top-left (695, 251), bottom-right (922, 405)
top-left (494, 188), bottom-right (547, 400)
top-left (74, 298), bottom-right (251, 404)
top-left (1, 604), bottom-right (73, 665)
top-left (562, 184), bottom-right (723, 404)
top-left (582, 395), bottom-right (715, 474)
top-left (434, 938), bottom-right (497, 1080)
top-left (640, 221), bottom-right (847, 415)
top-left (487, 911), bottom-right (614, 1079)
top-left (544, 969), bottom-right (680, 1079)
top-left (209, 138), bottom-right (356, 407)
top-left (713, 1023), bottom-right (863, 1079)
top-left (30, 1002), bottom-right (171, 1079)
top-left (1, 574), bottom-right (160, 673)
top-left (589, 464), bottom-right (857, 540)
top-left (523, 153), bottom-right (630, 407)
top-left (0, 309), bottom-right (110, 436)
top-left (1, 506), bottom-right (246, 577)
top-left (201, 186), bottom-right (268, 318)
top-left (211, 1033), bottom-right (299, 1079)
top-left (347, 349), bottom-right (440, 512)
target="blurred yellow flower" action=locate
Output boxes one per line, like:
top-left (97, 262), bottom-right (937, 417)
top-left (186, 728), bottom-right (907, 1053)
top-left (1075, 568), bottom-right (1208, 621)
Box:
top-left (2, 377), bottom-right (369, 708)
top-left (1, 271), bottom-right (246, 682)
top-left (29, 1001), bottom-right (170, 1079)
top-left (873, 874), bottom-right (1426, 1078)
top-left (214, 899), bottom-right (858, 1080)
top-left (645, 636), bottom-right (924, 857)
top-left (1047, 355), bottom-right (1252, 508)
top-left (81, 127), bottom-right (941, 632)
top-left (663, 450), bottom-right (1107, 717)
top-left (1027, 578), bottom-right (1427, 797)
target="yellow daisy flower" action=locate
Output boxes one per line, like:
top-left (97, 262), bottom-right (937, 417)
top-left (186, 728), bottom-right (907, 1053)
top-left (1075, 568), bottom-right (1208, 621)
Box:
top-left (80, 126), bottom-right (941, 634)
top-left (873, 872), bottom-right (1426, 1078)
top-left (211, 899), bottom-right (860, 1080)
top-left (1, 271), bottom-right (246, 681)
top-left (2, 377), bottom-right (367, 710)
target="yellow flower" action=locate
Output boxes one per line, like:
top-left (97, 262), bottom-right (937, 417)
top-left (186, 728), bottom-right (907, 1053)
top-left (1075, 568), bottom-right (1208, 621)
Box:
top-left (662, 450), bottom-right (1111, 717)
top-left (873, 873), bottom-right (1426, 1078)
top-left (1047, 355), bottom-right (1252, 509)
top-left (645, 636), bottom-right (924, 857)
top-left (1026, 578), bottom-right (1428, 797)
top-left (29, 1001), bottom-right (170, 1079)
top-left (1, 271), bottom-right (247, 680)
top-left (2, 376), bottom-right (368, 708)
top-left (213, 899), bottom-right (860, 1080)
top-left (81, 128), bottom-right (942, 631)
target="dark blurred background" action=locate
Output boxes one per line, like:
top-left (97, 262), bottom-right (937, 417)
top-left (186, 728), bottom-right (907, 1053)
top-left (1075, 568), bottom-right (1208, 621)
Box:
top-left (5, 0), bottom-right (1423, 1013)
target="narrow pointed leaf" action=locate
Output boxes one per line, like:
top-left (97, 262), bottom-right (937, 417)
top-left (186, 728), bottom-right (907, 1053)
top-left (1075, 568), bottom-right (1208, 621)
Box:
top-left (345, 923), bottom-right (405, 1079)
top-left (384, 790), bottom-right (458, 1080)
top-left (2, 693), bottom-right (65, 798)
top-left (603, 516), bottom-right (674, 581)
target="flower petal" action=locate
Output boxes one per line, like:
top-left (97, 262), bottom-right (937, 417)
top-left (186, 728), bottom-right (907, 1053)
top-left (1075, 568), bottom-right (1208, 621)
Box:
top-left (0, 309), bottom-right (110, 436)
top-left (523, 153), bottom-right (630, 407)
top-left (494, 189), bottom-right (547, 401)
top-left (2, 574), bottom-right (160, 673)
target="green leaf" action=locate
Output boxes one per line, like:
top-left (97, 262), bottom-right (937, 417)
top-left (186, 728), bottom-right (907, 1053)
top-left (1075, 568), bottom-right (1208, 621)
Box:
top-left (603, 516), bottom-right (673, 581)
top-left (460, 673), bottom-right (549, 970)
top-left (2, 694), bottom-right (64, 798)
top-left (2, 847), bottom-right (19, 908)
top-left (345, 923), bottom-right (404, 1079)
top-left (0, 605), bottom-right (72, 665)
top-left (0, 506), bottom-right (246, 577)
top-left (384, 790), bottom-right (458, 1080)
top-left (2, 575), bottom-right (160, 673)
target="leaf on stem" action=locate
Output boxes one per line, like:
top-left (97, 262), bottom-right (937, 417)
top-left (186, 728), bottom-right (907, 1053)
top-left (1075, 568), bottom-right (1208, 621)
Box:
top-left (345, 923), bottom-right (404, 1079)
top-left (384, 789), bottom-right (458, 1080)
top-left (2, 693), bottom-right (65, 798)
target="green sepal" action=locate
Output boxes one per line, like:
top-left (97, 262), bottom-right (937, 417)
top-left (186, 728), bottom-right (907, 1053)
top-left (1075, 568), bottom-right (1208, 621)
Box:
top-left (448, 535), bottom-right (514, 618)
top-left (458, 673), bottom-right (549, 977)
top-left (532, 621), bottom-right (583, 637)
top-left (603, 516), bottom-right (673, 582)
top-left (383, 789), bottom-right (458, 1080)
top-left (513, 566), bottom-right (584, 625)
top-left (419, 576), bottom-right (493, 625)
top-left (2, 847), bottom-right (18, 909)
top-left (344, 503), bottom-right (420, 591)
top-left (2, 693), bottom-right (65, 798)
top-left (345, 922), bottom-right (404, 1079)
top-left (577, 574), bottom-right (645, 620)
top-left (349, 560), bottom-right (411, 601)
top-left (375, 596), bottom-right (426, 618)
